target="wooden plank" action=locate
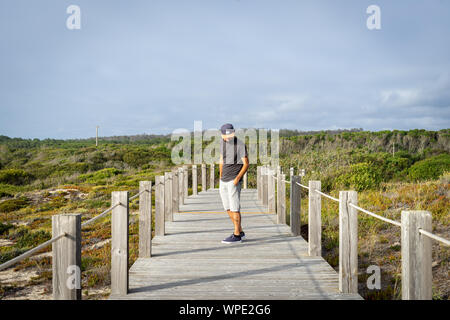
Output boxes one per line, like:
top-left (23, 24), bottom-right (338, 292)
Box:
top-left (110, 188), bottom-right (362, 301)
top-left (192, 165), bottom-right (198, 195)
top-left (111, 191), bottom-right (129, 295)
top-left (268, 167), bottom-right (275, 213)
top-left (139, 181), bottom-right (152, 258)
top-left (164, 172), bottom-right (173, 222)
top-left (155, 176), bottom-right (165, 236)
top-left (290, 175), bottom-right (301, 236)
top-left (201, 163), bottom-right (207, 192)
top-left (52, 214), bottom-right (81, 300)
top-left (308, 181), bottom-right (321, 256)
top-left (339, 191), bottom-right (358, 294)
top-left (178, 167), bottom-right (184, 205)
top-left (262, 166), bottom-right (268, 207)
top-left (257, 166), bottom-right (261, 200)
top-left (401, 210), bottom-right (432, 300)
top-left (183, 165), bottom-right (188, 198)
top-left (210, 163), bottom-right (215, 189)
top-left (172, 170), bottom-right (179, 214)
top-left (277, 172), bottom-right (286, 224)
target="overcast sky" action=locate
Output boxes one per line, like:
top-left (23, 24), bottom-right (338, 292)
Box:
top-left (1, 0), bottom-right (449, 139)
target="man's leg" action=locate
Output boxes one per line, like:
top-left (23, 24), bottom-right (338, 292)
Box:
top-left (229, 211), bottom-right (242, 235)
top-left (226, 210), bottom-right (242, 231)
top-left (229, 180), bottom-right (243, 235)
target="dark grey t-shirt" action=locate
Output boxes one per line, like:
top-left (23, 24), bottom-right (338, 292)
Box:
top-left (220, 137), bottom-right (248, 182)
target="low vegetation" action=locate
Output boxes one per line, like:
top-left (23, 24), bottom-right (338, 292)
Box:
top-left (0, 129), bottom-right (448, 299)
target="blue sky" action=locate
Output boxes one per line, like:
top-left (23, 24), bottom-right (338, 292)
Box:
top-left (1, 0), bottom-right (449, 139)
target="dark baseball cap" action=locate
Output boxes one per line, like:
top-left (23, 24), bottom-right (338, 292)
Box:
top-left (220, 123), bottom-right (235, 135)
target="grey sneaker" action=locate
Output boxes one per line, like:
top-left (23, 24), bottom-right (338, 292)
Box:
top-left (222, 234), bottom-right (242, 244)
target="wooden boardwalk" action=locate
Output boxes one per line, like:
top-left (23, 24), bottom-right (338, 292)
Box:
top-left (110, 189), bottom-right (362, 300)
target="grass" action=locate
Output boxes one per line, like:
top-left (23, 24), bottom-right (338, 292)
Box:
top-left (295, 178), bottom-right (449, 300)
top-left (0, 129), bottom-right (448, 300)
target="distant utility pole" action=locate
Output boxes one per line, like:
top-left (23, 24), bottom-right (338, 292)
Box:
top-left (392, 142), bottom-right (395, 157)
top-left (96, 126), bottom-right (99, 147)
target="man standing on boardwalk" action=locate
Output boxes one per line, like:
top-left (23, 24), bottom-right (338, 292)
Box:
top-left (219, 123), bottom-right (249, 244)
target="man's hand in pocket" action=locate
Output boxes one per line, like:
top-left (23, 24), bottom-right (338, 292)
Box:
top-left (233, 178), bottom-right (240, 186)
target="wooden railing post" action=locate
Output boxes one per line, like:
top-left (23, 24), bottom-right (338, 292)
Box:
top-left (401, 210), bottom-right (432, 300)
top-left (172, 169), bottom-right (179, 214)
top-left (276, 166), bottom-right (281, 217)
top-left (178, 167), bottom-right (184, 205)
top-left (201, 163), bottom-right (207, 192)
top-left (290, 167), bottom-right (294, 178)
top-left (268, 167), bottom-right (276, 213)
top-left (111, 191), bottom-right (129, 296)
top-left (290, 175), bottom-right (301, 236)
top-left (52, 214), bottom-right (81, 300)
top-left (192, 165), bottom-right (198, 195)
top-left (339, 190), bottom-right (358, 294)
top-left (277, 173), bottom-right (286, 224)
top-left (155, 175), bottom-right (165, 236)
top-left (183, 165), bottom-right (188, 198)
top-left (257, 166), bottom-right (261, 201)
top-left (139, 181), bottom-right (152, 258)
top-left (262, 166), bottom-right (268, 207)
top-left (210, 163), bottom-right (215, 189)
top-left (308, 180), bottom-right (321, 256)
top-left (243, 171), bottom-right (248, 189)
top-left (164, 172), bottom-right (173, 222)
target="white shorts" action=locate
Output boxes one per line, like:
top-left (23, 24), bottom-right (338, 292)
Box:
top-left (219, 179), bottom-right (242, 212)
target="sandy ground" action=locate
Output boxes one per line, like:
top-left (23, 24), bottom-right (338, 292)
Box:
top-left (0, 267), bottom-right (110, 300)
top-left (0, 237), bottom-right (112, 300)
top-left (0, 268), bottom-right (51, 300)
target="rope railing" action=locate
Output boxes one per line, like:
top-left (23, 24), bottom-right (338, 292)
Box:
top-left (314, 189), bottom-right (339, 202)
top-left (0, 180), bottom-right (157, 272)
top-left (0, 164), bottom-right (204, 298)
top-left (259, 165), bottom-right (450, 299)
top-left (129, 189), bottom-right (146, 201)
top-left (295, 181), bottom-right (309, 190)
top-left (81, 202), bottom-right (121, 228)
top-left (268, 171), bottom-right (444, 236)
top-left (348, 202), bottom-right (402, 227)
top-left (419, 228), bottom-right (450, 246)
top-left (268, 168), bottom-right (449, 244)
top-left (276, 171), bottom-right (402, 227)
top-left (82, 180), bottom-right (165, 228)
top-left (0, 233), bottom-right (67, 271)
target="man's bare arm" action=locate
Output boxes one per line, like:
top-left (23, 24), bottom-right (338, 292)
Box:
top-left (233, 156), bottom-right (249, 186)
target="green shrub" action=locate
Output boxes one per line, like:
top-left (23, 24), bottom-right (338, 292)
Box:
top-left (0, 184), bottom-right (23, 198)
top-left (50, 162), bottom-right (89, 177)
top-left (78, 168), bottom-right (122, 184)
top-left (0, 169), bottom-right (34, 185)
top-left (14, 229), bottom-right (51, 249)
top-left (123, 150), bottom-right (151, 168)
top-left (336, 162), bottom-right (382, 191)
top-left (0, 222), bottom-right (13, 235)
top-left (408, 154), bottom-right (450, 181)
top-left (86, 152), bottom-right (107, 171)
top-left (0, 198), bottom-right (29, 213)
top-left (0, 248), bottom-right (27, 264)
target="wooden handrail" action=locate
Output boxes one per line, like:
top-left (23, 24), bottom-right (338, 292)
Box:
top-left (255, 165), bottom-right (450, 300)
